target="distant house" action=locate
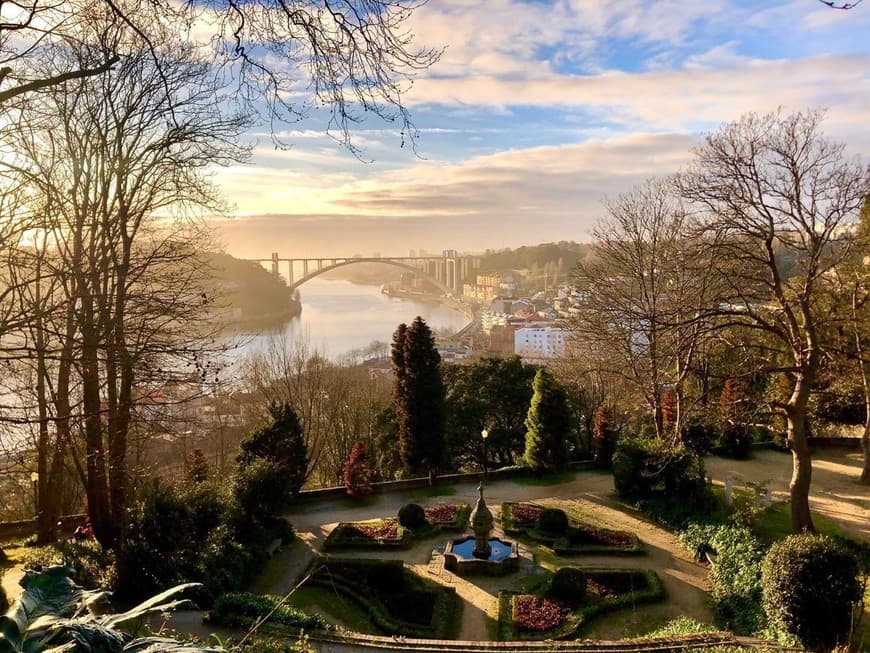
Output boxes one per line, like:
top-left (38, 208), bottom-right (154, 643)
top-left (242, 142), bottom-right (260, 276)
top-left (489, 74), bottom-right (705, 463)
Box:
top-left (514, 326), bottom-right (566, 359)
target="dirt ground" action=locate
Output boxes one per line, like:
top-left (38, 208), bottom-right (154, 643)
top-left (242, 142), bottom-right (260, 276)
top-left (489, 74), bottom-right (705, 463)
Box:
top-left (705, 448), bottom-right (869, 542)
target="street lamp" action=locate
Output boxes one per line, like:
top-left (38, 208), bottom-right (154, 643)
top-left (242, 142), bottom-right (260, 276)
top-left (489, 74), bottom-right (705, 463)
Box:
top-left (30, 471), bottom-right (39, 518)
top-left (481, 429), bottom-right (489, 484)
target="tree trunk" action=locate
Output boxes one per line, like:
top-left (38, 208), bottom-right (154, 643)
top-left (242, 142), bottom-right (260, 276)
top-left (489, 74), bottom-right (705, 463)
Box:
top-left (786, 378), bottom-right (815, 533)
top-left (861, 419), bottom-right (869, 484)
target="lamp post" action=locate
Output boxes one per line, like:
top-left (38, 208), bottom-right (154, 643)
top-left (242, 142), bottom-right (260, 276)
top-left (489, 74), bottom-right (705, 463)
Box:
top-left (30, 471), bottom-right (39, 518)
top-left (481, 428), bottom-right (489, 484)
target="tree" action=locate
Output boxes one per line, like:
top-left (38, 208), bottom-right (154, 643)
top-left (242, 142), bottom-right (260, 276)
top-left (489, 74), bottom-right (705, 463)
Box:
top-left (591, 404), bottom-right (617, 468)
top-left (677, 109), bottom-right (869, 531)
top-left (391, 316), bottom-right (445, 481)
top-left (524, 368), bottom-right (571, 472)
top-left (185, 449), bottom-right (210, 485)
top-left (443, 355), bottom-right (537, 470)
top-left (0, 30), bottom-right (248, 546)
top-left (343, 441), bottom-right (373, 497)
top-left (572, 179), bottom-right (720, 442)
top-left (0, 0), bottom-right (439, 153)
top-left (238, 402), bottom-right (308, 498)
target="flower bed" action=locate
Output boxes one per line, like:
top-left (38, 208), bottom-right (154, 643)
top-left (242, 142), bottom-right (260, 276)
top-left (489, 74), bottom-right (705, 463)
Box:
top-left (425, 504), bottom-right (458, 524)
top-left (323, 519), bottom-right (410, 550)
top-left (512, 595), bottom-right (568, 631)
top-left (497, 568), bottom-right (665, 641)
top-left (501, 502), bottom-right (643, 555)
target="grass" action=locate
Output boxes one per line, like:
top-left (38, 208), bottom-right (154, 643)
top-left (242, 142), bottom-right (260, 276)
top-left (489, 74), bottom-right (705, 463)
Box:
top-left (752, 502), bottom-right (853, 543)
top-left (512, 471), bottom-right (576, 487)
top-left (285, 585), bottom-right (379, 635)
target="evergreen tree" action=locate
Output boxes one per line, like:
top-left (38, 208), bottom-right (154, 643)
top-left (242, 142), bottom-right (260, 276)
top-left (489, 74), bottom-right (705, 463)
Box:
top-left (184, 448), bottom-right (210, 484)
top-left (524, 368), bottom-right (571, 472)
top-left (343, 441), bottom-right (373, 497)
top-left (391, 317), bottom-right (445, 481)
top-left (236, 402), bottom-right (308, 512)
top-left (591, 405), bottom-right (616, 469)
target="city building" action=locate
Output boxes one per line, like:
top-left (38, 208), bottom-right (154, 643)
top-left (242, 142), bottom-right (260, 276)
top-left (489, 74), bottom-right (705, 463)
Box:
top-left (514, 326), bottom-right (567, 359)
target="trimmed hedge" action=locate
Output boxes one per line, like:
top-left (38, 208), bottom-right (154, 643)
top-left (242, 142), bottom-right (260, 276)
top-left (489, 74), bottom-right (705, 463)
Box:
top-left (537, 508), bottom-right (569, 535)
top-left (498, 568), bottom-right (665, 641)
top-left (551, 567), bottom-right (586, 603)
top-left (322, 520), bottom-right (410, 551)
top-left (304, 558), bottom-right (461, 639)
top-left (207, 592), bottom-right (329, 630)
top-left (501, 503), bottom-right (644, 556)
top-left (761, 534), bottom-right (861, 650)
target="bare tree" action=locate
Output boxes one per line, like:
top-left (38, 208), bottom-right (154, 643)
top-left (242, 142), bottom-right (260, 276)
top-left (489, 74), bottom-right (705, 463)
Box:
top-left (0, 0), bottom-right (439, 152)
top-left (571, 179), bottom-right (720, 442)
top-left (0, 29), bottom-right (250, 545)
top-left (677, 109), bottom-right (869, 532)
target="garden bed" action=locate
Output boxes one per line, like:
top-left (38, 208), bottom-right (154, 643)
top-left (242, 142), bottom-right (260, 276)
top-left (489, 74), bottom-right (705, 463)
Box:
top-left (497, 568), bottom-right (665, 641)
top-left (501, 502), bottom-right (644, 555)
top-left (323, 519), bottom-right (411, 550)
top-left (323, 503), bottom-right (470, 551)
top-left (302, 557), bottom-right (461, 639)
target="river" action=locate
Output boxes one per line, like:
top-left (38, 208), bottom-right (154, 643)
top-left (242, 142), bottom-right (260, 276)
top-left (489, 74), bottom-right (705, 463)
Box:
top-left (229, 277), bottom-right (470, 362)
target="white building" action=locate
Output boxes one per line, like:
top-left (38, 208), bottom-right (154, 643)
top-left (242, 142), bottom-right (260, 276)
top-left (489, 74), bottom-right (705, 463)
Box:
top-left (514, 327), bottom-right (567, 359)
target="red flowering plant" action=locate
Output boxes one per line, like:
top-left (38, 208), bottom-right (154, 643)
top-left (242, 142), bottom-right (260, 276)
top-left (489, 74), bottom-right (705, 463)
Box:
top-left (425, 504), bottom-right (458, 524)
top-left (510, 503), bottom-right (542, 526)
top-left (512, 595), bottom-right (569, 632)
top-left (344, 519), bottom-right (400, 540)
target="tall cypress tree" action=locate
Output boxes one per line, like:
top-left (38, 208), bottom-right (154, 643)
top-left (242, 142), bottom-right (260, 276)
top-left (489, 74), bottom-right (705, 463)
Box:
top-left (392, 317), bottom-right (445, 481)
top-left (524, 368), bottom-right (571, 472)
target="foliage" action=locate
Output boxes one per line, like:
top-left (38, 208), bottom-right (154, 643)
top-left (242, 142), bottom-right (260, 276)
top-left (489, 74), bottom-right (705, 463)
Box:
top-left (550, 567), bottom-right (587, 603)
top-left (343, 441), bottom-right (373, 497)
top-left (238, 401), bottom-right (308, 499)
top-left (392, 317), bottom-right (445, 478)
top-left (612, 437), bottom-right (708, 506)
top-left (512, 595), bottom-right (568, 632)
top-left (681, 416), bottom-right (718, 455)
top-left (0, 565), bottom-right (218, 653)
top-left (207, 592), bottom-right (328, 630)
top-left (716, 425), bottom-right (753, 460)
top-left (185, 448), bottom-right (210, 484)
top-left (537, 508), bottom-right (569, 535)
top-left (679, 524), bottom-right (767, 634)
top-left (442, 355), bottom-right (537, 469)
top-left (305, 558), bottom-right (461, 639)
top-left (323, 520), bottom-right (409, 551)
top-left (591, 405), bottom-right (617, 468)
top-left (397, 503), bottom-right (427, 529)
top-left (0, 584), bottom-right (6, 614)
top-left (761, 534), bottom-right (861, 650)
top-left (20, 539), bottom-right (115, 590)
top-left (524, 368), bottom-right (571, 472)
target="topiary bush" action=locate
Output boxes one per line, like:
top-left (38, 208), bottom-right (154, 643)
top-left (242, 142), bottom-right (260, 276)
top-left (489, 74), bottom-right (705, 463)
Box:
top-left (550, 567), bottom-right (586, 604)
top-left (761, 534), bottom-right (861, 650)
top-left (537, 508), bottom-right (569, 535)
top-left (397, 503), bottom-right (427, 529)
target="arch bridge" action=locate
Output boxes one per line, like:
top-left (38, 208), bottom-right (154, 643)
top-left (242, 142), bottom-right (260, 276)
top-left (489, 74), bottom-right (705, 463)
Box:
top-left (250, 253), bottom-right (478, 295)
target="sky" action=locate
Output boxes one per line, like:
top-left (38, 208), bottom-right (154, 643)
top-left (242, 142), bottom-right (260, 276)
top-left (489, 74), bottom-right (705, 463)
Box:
top-left (210, 0), bottom-right (870, 259)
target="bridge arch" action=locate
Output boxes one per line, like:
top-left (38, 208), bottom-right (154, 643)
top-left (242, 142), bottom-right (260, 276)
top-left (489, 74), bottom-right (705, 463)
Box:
top-left (290, 258), bottom-right (455, 295)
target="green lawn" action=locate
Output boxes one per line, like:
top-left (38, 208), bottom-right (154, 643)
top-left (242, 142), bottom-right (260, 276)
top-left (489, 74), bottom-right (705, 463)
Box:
top-left (512, 470), bottom-right (576, 486)
top-left (753, 502), bottom-right (854, 544)
top-left (286, 585), bottom-right (380, 635)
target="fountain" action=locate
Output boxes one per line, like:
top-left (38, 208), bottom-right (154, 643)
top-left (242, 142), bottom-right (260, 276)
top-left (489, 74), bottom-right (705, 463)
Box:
top-left (443, 483), bottom-right (519, 576)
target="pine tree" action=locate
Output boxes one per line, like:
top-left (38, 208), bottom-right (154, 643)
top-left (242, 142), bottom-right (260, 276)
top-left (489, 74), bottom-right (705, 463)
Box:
top-left (391, 317), bottom-right (445, 481)
top-left (184, 448), bottom-right (210, 484)
top-left (524, 368), bottom-right (571, 472)
top-left (343, 441), bottom-right (373, 497)
top-left (238, 401), bottom-right (308, 496)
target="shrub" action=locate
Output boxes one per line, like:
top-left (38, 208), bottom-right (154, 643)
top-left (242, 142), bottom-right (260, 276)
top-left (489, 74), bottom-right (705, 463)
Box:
top-left (0, 583), bottom-right (7, 613)
top-left (343, 441), bottom-right (373, 498)
top-left (679, 524), bottom-right (767, 634)
top-left (21, 540), bottom-right (115, 590)
top-left (238, 401), bottom-right (307, 497)
top-left (612, 438), bottom-right (706, 503)
top-left (537, 508), bottom-right (569, 535)
top-left (681, 417), bottom-right (717, 455)
top-left (184, 448), bottom-right (210, 484)
top-left (233, 458), bottom-right (294, 526)
top-left (366, 560), bottom-right (406, 593)
top-left (550, 567), bottom-right (586, 604)
top-left (761, 534), bottom-right (861, 650)
top-left (716, 424), bottom-right (752, 460)
top-left (397, 503), bottom-right (427, 529)
top-left (209, 592), bottom-right (327, 630)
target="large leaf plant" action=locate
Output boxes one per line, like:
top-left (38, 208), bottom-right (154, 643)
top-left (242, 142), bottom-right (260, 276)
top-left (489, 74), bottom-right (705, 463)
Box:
top-left (0, 566), bottom-right (222, 652)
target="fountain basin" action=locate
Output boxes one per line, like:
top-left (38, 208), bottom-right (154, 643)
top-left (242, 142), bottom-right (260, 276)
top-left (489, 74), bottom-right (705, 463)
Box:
top-left (443, 535), bottom-right (519, 576)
